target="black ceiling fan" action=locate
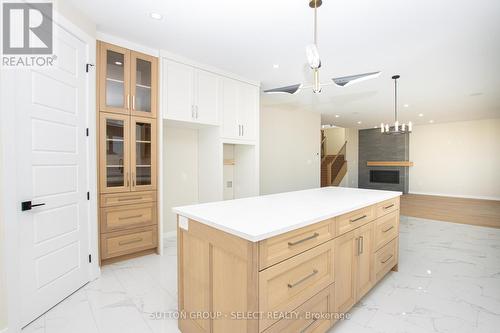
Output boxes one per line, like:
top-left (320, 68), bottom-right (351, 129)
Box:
top-left (264, 0), bottom-right (381, 95)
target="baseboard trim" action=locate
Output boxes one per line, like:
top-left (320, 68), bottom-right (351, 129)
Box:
top-left (163, 231), bottom-right (176, 240)
top-left (408, 191), bottom-right (500, 201)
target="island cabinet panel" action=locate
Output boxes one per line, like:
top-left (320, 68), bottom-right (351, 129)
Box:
top-left (376, 197), bottom-right (400, 218)
top-left (176, 193), bottom-right (401, 333)
top-left (355, 222), bottom-right (375, 300)
top-left (178, 219), bottom-right (259, 333)
top-left (258, 218), bottom-right (336, 270)
top-left (374, 237), bottom-right (399, 282)
top-left (336, 205), bottom-right (375, 236)
top-left (374, 210), bottom-right (399, 251)
top-left (261, 284), bottom-right (335, 333)
top-left (334, 221), bottom-right (376, 314)
top-left (258, 241), bottom-right (335, 331)
top-left (333, 230), bottom-right (357, 314)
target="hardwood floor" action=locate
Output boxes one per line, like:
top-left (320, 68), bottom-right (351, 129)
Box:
top-left (401, 194), bottom-right (500, 228)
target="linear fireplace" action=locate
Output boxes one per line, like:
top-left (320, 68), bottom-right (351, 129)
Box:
top-left (358, 128), bottom-right (409, 193)
top-left (370, 170), bottom-right (400, 184)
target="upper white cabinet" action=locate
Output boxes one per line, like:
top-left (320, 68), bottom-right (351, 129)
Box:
top-left (221, 77), bottom-right (259, 141)
top-left (163, 59), bottom-right (219, 125)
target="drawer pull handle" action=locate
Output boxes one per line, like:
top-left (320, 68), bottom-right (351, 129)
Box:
top-left (287, 269), bottom-right (318, 289)
top-left (300, 318), bottom-right (318, 333)
top-left (118, 214), bottom-right (143, 220)
top-left (381, 254), bottom-right (393, 264)
top-left (119, 237), bottom-right (143, 245)
top-left (288, 233), bottom-right (320, 246)
top-left (350, 215), bottom-right (367, 223)
top-left (383, 204), bottom-right (395, 210)
top-left (382, 225), bottom-right (394, 233)
top-left (118, 197), bottom-right (143, 201)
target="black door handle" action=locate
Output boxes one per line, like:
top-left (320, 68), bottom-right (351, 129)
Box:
top-left (21, 201), bottom-right (46, 211)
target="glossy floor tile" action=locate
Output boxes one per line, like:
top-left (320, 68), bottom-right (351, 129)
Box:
top-left (23, 216), bottom-right (500, 333)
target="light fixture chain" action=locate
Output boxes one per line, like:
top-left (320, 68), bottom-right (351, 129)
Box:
top-left (394, 77), bottom-right (398, 122)
top-left (314, 0), bottom-right (318, 45)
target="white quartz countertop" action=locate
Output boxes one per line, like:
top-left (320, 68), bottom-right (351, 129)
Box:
top-left (173, 187), bottom-right (401, 242)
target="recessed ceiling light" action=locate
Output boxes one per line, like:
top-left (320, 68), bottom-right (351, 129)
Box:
top-left (335, 115), bottom-right (340, 118)
top-left (418, 113), bottom-right (424, 117)
top-left (357, 121), bottom-right (362, 124)
top-left (429, 120), bottom-right (434, 123)
top-left (272, 64), bottom-right (279, 69)
top-left (149, 12), bottom-right (163, 20)
top-left (404, 104), bottom-right (409, 108)
top-left (114, 61), bottom-right (122, 66)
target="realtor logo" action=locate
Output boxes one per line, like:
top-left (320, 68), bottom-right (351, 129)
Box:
top-left (2, 2), bottom-right (53, 54)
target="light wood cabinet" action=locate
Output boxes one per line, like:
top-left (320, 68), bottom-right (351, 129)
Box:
top-left (99, 113), bottom-right (131, 193)
top-left (99, 114), bottom-right (157, 194)
top-left (262, 284), bottom-right (335, 333)
top-left (356, 222), bottom-right (375, 300)
top-left (163, 59), bottom-right (219, 125)
top-left (97, 41), bottom-right (158, 264)
top-left (334, 221), bottom-right (375, 314)
top-left (178, 200), bottom-right (400, 333)
top-left (98, 42), bottom-right (157, 118)
top-left (333, 230), bottom-right (357, 314)
top-left (259, 241), bottom-right (335, 331)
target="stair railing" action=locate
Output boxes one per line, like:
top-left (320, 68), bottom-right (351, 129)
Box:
top-left (329, 141), bottom-right (347, 185)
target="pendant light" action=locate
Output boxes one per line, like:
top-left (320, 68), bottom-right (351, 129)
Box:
top-left (381, 75), bottom-right (412, 134)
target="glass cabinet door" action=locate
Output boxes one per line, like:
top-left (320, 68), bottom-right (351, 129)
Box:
top-left (99, 42), bottom-right (130, 114)
top-left (131, 117), bottom-right (156, 191)
top-left (131, 51), bottom-right (157, 118)
top-left (100, 113), bottom-right (130, 193)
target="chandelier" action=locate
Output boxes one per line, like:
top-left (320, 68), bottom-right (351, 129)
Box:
top-left (381, 75), bottom-right (412, 134)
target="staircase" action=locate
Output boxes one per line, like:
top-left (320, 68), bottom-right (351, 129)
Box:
top-left (321, 141), bottom-right (347, 187)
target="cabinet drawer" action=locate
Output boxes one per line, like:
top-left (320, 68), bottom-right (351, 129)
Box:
top-left (259, 219), bottom-right (336, 270)
top-left (100, 202), bottom-right (157, 233)
top-left (376, 197), bottom-right (400, 218)
top-left (101, 226), bottom-right (158, 260)
top-left (100, 191), bottom-right (156, 207)
top-left (336, 205), bottom-right (375, 236)
top-left (259, 241), bottom-right (335, 331)
top-left (374, 211), bottom-right (399, 251)
top-left (374, 237), bottom-right (398, 282)
top-left (263, 284), bottom-right (335, 333)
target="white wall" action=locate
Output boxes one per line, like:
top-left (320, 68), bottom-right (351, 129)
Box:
top-left (163, 125), bottom-right (199, 234)
top-left (260, 107), bottom-right (321, 195)
top-left (342, 128), bottom-right (359, 188)
top-left (409, 118), bottom-right (500, 200)
top-left (324, 127), bottom-right (346, 155)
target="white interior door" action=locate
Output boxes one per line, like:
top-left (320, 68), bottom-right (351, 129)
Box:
top-left (15, 24), bottom-right (91, 327)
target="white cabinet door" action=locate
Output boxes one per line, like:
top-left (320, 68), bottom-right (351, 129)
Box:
top-left (195, 69), bottom-right (219, 125)
top-left (238, 84), bottom-right (258, 141)
top-left (221, 78), bottom-right (240, 139)
top-left (163, 60), bottom-right (194, 122)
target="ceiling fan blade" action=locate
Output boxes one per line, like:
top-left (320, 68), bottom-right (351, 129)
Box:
top-left (332, 71), bottom-right (381, 87)
top-left (263, 83), bottom-right (303, 95)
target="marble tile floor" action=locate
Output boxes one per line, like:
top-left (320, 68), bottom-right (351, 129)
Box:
top-left (23, 216), bottom-right (500, 333)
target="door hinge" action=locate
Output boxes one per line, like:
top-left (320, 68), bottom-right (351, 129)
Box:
top-left (85, 63), bottom-right (95, 73)
top-left (88, 254), bottom-right (92, 263)
top-left (87, 192), bottom-right (90, 200)
top-left (86, 128), bottom-right (89, 137)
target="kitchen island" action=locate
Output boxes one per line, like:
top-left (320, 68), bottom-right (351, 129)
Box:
top-left (173, 187), bottom-right (401, 333)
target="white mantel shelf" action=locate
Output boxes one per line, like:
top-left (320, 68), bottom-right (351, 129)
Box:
top-left (173, 187), bottom-right (402, 242)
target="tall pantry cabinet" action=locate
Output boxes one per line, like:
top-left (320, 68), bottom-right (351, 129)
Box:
top-left (97, 41), bottom-right (159, 264)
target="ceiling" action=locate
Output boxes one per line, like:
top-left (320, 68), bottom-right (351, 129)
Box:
top-left (68, 0), bottom-right (500, 128)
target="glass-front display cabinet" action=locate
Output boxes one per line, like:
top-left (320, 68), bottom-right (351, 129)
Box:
top-left (99, 42), bottom-right (157, 118)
